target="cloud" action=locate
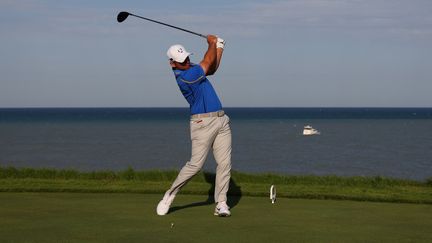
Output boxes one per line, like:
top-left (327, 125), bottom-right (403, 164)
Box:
top-left (2, 0), bottom-right (431, 39)
top-left (0, 1), bottom-right (126, 38)
top-left (156, 0), bottom-right (432, 38)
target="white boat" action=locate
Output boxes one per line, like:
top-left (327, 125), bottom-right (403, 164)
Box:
top-left (303, 125), bottom-right (320, 136)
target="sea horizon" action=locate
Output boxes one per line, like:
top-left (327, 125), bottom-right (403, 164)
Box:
top-left (1, 106), bottom-right (432, 109)
top-left (1, 107), bottom-right (431, 121)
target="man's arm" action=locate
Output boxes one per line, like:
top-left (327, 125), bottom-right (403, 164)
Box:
top-left (206, 37), bottom-right (225, 76)
top-left (200, 35), bottom-right (218, 76)
top-left (210, 47), bottom-right (223, 76)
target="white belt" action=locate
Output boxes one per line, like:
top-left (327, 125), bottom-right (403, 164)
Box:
top-left (191, 110), bottom-right (225, 119)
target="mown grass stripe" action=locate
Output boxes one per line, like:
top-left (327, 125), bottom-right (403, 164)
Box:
top-left (1, 166), bottom-right (430, 187)
top-left (1, 172), bottom-right (431, 205)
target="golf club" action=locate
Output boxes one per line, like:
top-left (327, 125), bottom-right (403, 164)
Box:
top-left (117, 11), bottom-right (207, 39)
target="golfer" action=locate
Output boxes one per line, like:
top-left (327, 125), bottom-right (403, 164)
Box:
top-left (156, 35), bottom-right (232, 217)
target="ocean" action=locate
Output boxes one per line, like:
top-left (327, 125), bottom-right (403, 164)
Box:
top-left (0, 108), bottom-right (431, 180)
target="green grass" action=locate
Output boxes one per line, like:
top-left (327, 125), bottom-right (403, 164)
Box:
top-left (1, 166), bottom-right (431, 204)
top-left (1, 167), bottom-right (432, 242)
top-left (1, 166), bottom-right (429, 187)
top-left (1, 192), bottom-right (431, 243)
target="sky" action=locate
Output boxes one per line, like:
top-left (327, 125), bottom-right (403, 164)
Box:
top-left (1, 0), bottom-right (431, 108)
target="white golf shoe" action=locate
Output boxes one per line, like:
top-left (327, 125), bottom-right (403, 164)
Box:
top-left (214, 201), bottom-right (231, 217)
top-left (156, 191), bottom-right (175, 216)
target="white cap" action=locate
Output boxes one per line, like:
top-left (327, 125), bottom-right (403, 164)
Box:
top-left (167, 44), bottom-right (192, 63)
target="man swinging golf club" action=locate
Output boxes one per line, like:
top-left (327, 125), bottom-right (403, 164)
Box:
top-left (156, 35), bottom-right (232, 217)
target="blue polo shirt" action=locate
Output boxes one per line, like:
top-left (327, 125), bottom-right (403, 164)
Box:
top-left (173, 64), bottom-right (222, 115)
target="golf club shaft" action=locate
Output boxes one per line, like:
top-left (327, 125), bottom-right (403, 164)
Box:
top-left (129, 13), bottom-right (207, 39)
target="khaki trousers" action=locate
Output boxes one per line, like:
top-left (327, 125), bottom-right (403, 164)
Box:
top-left (167, 114), bottom-right (232, 203)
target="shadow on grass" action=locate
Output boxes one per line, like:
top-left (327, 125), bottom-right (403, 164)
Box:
top-left (169, 172), bottom-right (242, 213)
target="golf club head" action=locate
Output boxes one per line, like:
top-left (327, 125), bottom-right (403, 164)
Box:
top-left (117, 11), bottom-right (130, 23)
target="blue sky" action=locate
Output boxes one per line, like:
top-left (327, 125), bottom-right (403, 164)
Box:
top-left (1, 0), bottom-right (431, 107)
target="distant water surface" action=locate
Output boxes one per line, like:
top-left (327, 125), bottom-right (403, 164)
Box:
top-left (0, 108), bottom-right (431, 180)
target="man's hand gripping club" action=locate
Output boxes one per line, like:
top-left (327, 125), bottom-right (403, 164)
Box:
top-left (200, 35), bottom-right (225, 76)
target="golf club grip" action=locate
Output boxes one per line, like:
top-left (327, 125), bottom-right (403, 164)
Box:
top-left (130, 14), bottom-right (207, 39)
